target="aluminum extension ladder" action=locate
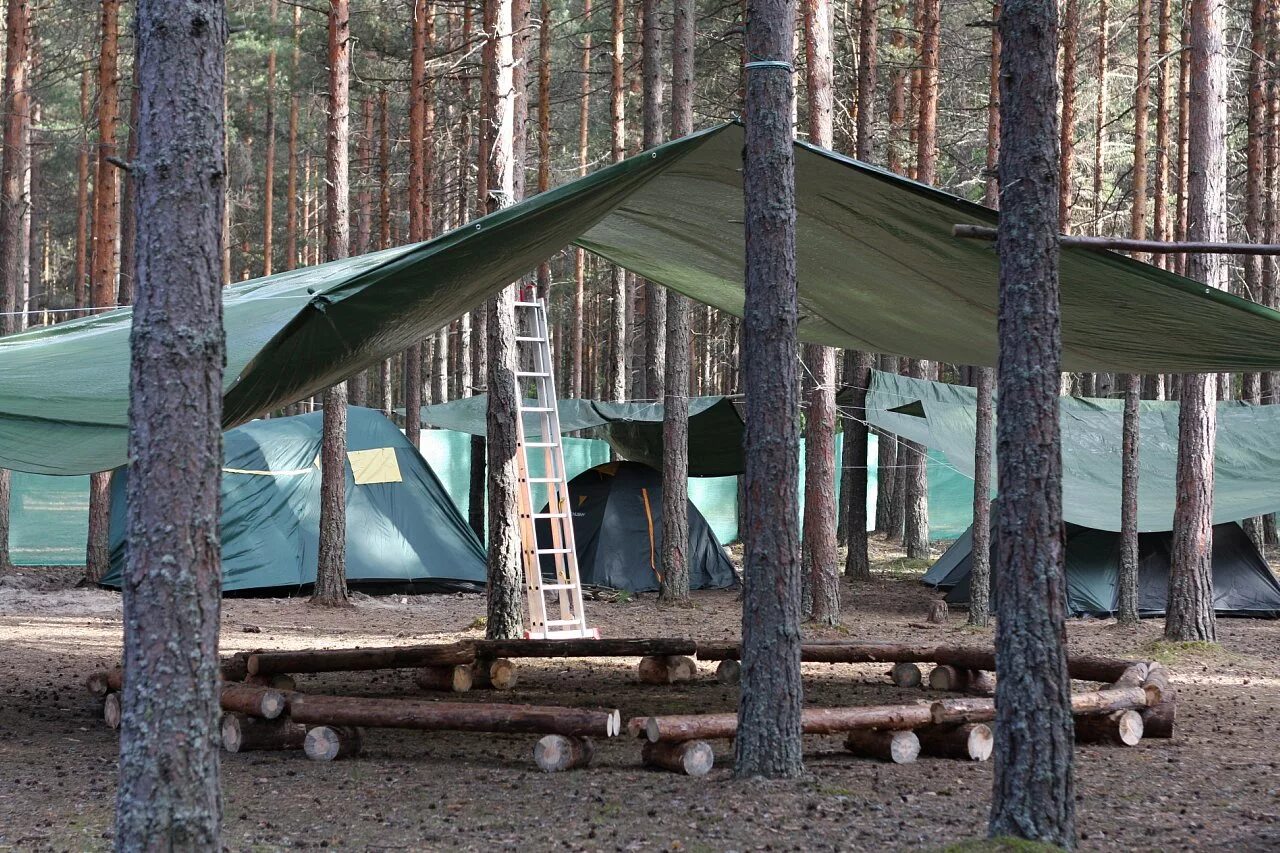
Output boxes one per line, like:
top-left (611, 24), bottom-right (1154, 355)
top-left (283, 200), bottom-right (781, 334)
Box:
top-left (513, 297), bottom-right (597, 640)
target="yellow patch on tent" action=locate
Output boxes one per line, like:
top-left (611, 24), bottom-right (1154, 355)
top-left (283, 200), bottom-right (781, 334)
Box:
top-left (348, 447), bottom-right (402, 485)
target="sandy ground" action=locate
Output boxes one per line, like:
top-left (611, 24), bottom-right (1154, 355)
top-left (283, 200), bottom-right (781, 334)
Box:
top-left (2, 542), bottom-right (1279, 852)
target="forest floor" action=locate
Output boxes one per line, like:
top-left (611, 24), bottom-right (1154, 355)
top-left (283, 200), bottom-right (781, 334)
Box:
top-left (2, 539), bottom-right (1280, 852)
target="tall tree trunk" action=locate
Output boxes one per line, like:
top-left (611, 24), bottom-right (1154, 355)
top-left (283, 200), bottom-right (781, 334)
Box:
top-left (403, 0), bottom-right (430, 452)
top-left (377, 92), bottom-right (393, 414)
top-left (855, 0), bottom-right (877, 162)
top-left (1152, 0), bottom-right (1173, 263)
top-left (356, 96), bottom-right (373, 255)
top-left (843, 351), bottom-right (874, 580)
top-left (312, 0), bottom-right (352, 608)
top-left (115, 0), bottom-right (226, 844)
top-left (536, 0), bottom-right (552, 308)
top-left (659, 0), bottom-right (694, 604)
top-left (117, 70), bottom-right (139, 306)
top-left (85, 0), bottom-right (121, 584)
top-left (640, 0), bottom-right (665, 399)
top-left (801, 0), bottom-right (839, 625)
top-left (484, 0), bottom-right (524, 639)
top-left (570, 0), bottom-right (592, 398)
top-left (1173, 18), bottom-right (1190, 276)
top-left (988, 0), bottom-right (1075, 845)
top-left (263, 0), bottom-right (278, 276)
top-left (735, 0), bottom-right (803, 780)
top-left (1059, 0), bottom-right (1078, 233)
top-left (285, 5), bottom-right (301, 270)
top-left (914, 0), bottom-right (939, 184)
top-left (1166, 0), bottom-right (1224, 644)
top-left (1242, 0), bottom-right (1266, 410)
top-left (875, 354), bottom-right (900, 536)
top-left (1091, 0), bottom-right (1108, 229)
top-left (901, 358), bottom-right (930, 558)
top-left (608, 0), bottom-right (627, 401)
top-left (886, 2), bottom-right (907, 174)
top-left (75, 61), bottom-right (91, 312)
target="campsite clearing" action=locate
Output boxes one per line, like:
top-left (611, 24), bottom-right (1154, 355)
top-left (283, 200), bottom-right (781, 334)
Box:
top-left (2, 542), bottom-right (1278, 851)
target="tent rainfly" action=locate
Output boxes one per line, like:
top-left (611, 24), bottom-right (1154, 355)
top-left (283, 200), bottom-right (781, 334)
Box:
top-left (102, 408), bottom-right (487, 595)
top-left (5, 124), bottom-right (1280, 476)
top-left (537, 461), bottom-right (738, 593)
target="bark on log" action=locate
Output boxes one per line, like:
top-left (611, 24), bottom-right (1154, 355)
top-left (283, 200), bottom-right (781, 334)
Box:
top-left (472, 658), bottom-right (519, 690)
top-left (288, 693), bottom-right (620, 737)
top-left (1109, 662), bottom-right (1150, 690)
top-left (927, 600), bottom-right (949, 624)
top-left (472, 638), bottom-right (696, 658)
top-left (715, 659), bottom-right (741, 685)
top-left (414, 665), bottom-right (474, 693)
top-left (304, 725), bottom-right (364, 761)
top-left (915, 723), bottom-right (993, 760)
top-left (220, 684), bottom-right (287, 720)
top-left (889, 662), bottom-right (922, 688)
top-left (967, 670), bottom-right (996, 696)
top-left (1074, 709), bottom-right (1144, 746)
top-left (1140, 696), bottom-right (1177, 738)
top-left (87, 668), bottom-right (124, 698)
top-left (222, 714), bottom-right (307, 753)
top-left (641, 739), bottom-right (715, 776)
top-left (843, 729), bottom-right (920, 763)
top-left (104, 692), bottom-right (122, 730)
top-left (638, 655), bottom-right (697, 684)
top-left (221, 652), bottom-right (253, 682)
top-left (931, 686), bottom-right (1150, 725)
top-left (1141, 663), bottom-right (1170, 706)
top-left (534, 734), bottom-right (595, 772)
top-left (246, 642), bottom-right (476, 675)
top-left (643, 703), bottom-right (935, 742)
top-left (928, 665), bottom-right (970, 692)
top-left (245, 673), bottom-right (297, 691)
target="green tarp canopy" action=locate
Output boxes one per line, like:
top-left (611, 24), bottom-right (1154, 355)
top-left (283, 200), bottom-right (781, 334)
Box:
top-left (417, 395), bottom-right (746, 476)
top-left (102, 407), bottom-right (487, 594)
top-left (866, 370), bottom-right (1280, 532)
top-left (7, 122), bottom-right (1280, 476)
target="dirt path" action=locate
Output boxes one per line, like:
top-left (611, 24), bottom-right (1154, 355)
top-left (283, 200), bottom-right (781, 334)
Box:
top-left (2, 550), bottom-right (1279, 852)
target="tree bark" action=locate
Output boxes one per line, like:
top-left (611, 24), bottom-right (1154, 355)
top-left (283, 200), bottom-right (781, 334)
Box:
top-left (1152, 0), bottom-right (1173, 263)
top-left (312, 0), bottom-right (352, 608)
top-left (902, 359), bottom-right (930, 559)
top-left (886, 2), bottom-right (908, 174)
top-left (735, 0), bottom-right (804, 779)
top-left (854, 0), bottom-right (877, 162)
top-left (607, 0), bottom-right (627, 401)
top-left (0, 0), bottom-right (29, 336)
top-left (640, 0), bottom-right (665, 400)
top-left (1167, 0), bottom-right (1224, 644)
top-left (483, 0), bottom-right (523, 639)
top-left (989, 0), bottom-right (1075, 845)
top-left (843, 351), bottom-right (874, 579)
top-left (115, 1), bottom-right (226, 845)
top-left (262, 0), bottom-right (279, 276)
top-left (983, 3), bottom-right (1001, 208)
top-left (74, 62), bottom-right (91, 312)
top-left (1090, 0), bottom-right (1109, 229)
top-left (968, 367), bottom-right (993, 628)
top-left (659, 0), bottom-right (695, 605)
top-left (1059, 0), bottom-right (1078, 233)
top-left (875, 355), bottom-right (900, 536)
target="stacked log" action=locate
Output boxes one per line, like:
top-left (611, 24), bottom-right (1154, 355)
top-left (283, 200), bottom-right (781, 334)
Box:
top-left (304, 725), bottom-right (365, 761)
top-left (931, 685), bottom-right (1152, 725)
top-left (843, 730), bottom-right (920, 764)
top-left (640, 703), bottom-right (934, 743)
top-left (471, 638), bottom-right (696, 659)
top-left (220, 684), bottom-right (288, 720)
top-left (413, 665), bottom-right (474, 693)
top-left (534, 735), bottom-right (595, 772)
top-left (287, 693), bottom-right (620, 737)
top-left (1075, 710), bottom-right (1144, 747)
top-left (222, 714), bottom-right (307, 753)
top-left (245, 673), bottom-right (297, 691)
top-left (641, 740), bottom-right (715, 776)
top-left (889, 662), bottom-right (922, 688)
top-left (915, 723), bottom-right (993, 761)
top-left (638, 655), bottom-right (697, 685)
top-left (472, 659), bottom-right (519, 690)
top-left (103, 693), bottom-right (122, 730)
top-left (246, 642), bottom-right (476, 676)
top-left (714, 659), bottom-right (742, 685)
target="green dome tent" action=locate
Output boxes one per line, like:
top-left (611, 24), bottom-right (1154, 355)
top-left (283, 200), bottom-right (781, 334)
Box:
top-left (537, 461), bottom-right (738, 593)
top-left (927, 521), bottom-right (1280, 618)
top-left (102, 407), bottom-right (486, 595)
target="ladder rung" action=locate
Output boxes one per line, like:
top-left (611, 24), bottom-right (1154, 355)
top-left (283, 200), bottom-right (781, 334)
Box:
top-left (520, 405), bottom-right (555, 412)
top-left (532, 512), bottom-right (567, 519)
top-left (540, 583), bottom-right (577, 591)
top-left (544, 619), bottom-right (586, 627)
top-left (525, 442), bottom-right (557, 448)
top-left (526, 476), bottom-right (558, 483)
top-left (513, 301), bottom-right (542, 308)
top-left (516, 371), bottom-right (551, 379)
top-left (515, 335), bottom-right (546, 342)
top-left (537, 548), bottom-right (572, 555)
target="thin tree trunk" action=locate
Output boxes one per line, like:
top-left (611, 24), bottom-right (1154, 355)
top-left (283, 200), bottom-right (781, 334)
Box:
top-left (356, 96), bottom-right (373, 255)
top-left (312, 0), bottom-right (352, 608)
top-left (263, 0), bottom-right (278, 276)
top-left (735, 0), bottom-right (803, 780)
top-left (85, 0), bottom-right (121, 584)
top-left (802, 0), bottom-right (839, 625)
top-left (483, 0), bottom-right (523, 639)
top-left (536, 0), bottom-right (552, 308)
top-left (1059, 0), bottom-right (1079, 233)
top-left (1167, 0), bottom-right (1223, 644)
top-left (570, 0), bottom-right (592, 398)
top-left (115, 0), bottom-right (226, 844)
top-left (660, 0), bottom-right (694, 604)
top-left (843, 351), bottom-right (874, 580)
top-left (914, 0), bottom-right (939, 184)
top-left (1152, 0), bottom-right (1172, 263)
top-left (901, 359), bottom-right (930, 558)
top-left (875, 357), bottom-right (900, 535)
top-left (855, 0), bottom-right (877, 162)
top-left (1091, 0), bottom-right (1108, 230)
top-left (404, 0), bottom-right (430, 450)
top-left (983, 3), bottom-right (1000, 209)
top-left (641, 0), bottom-right (665, 399)
top-left (1118, 372), bottom-right (1140, 624)
top-left (74, 61), bottom-right (90, 312)
top-left (1173, 17), bottom-right (1190, 276)
top-left (285, 5), bottom-right (301, 271)
top-left (988, 0), bottom-right (1075, 844)
top-left (886, 2), bottom-right (907, 174)
top-left (968, 366), bottom-right (993, 628)
top-left (608, 0), bottom-right (627, 401)
top-left (1243, 0), bottom-right (1266, 406)
top-left (117, 70), bottom-right (138, 306)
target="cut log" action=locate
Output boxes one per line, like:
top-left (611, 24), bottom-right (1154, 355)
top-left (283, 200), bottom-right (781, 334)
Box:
top-left (87, 667), bottom-right (124, 698)
top-left (1140, 663), bottom-right (1170, 706)
top-left (472, 638), bottom-right (697, 659)
top-left (414, 664), bottom-right (474, 693)
top-left (287, 693), bottom-right (619, 737)
top-left (644, 703), bottom-right (934, 743)
top-left (534, 734), bottom-right (595, 772)
top-left (103, 692), bottom-right (122, 730)
top-left (715, 659), bottom-right (742, 685)
top-left (220, 651), bottom-right (253, 682)
top-left (843, 729), bottom-right (920, 764)
top-left (222, 713), bottom-right (307, 753)
top-left (1140, 696), bottom-right (1177, 739)
top-left (1108, 662), bottom-right (1150, 690)
top-left (472, 658), bottom-right (519, 690)
top-left (638, 655), bottom-right (697, 684)
top-left (642, 739), bottom-right (715, 776)
top-left (1074, 709), bottom-right (1144, 746)
top-left (625, 716), bottom-right (647, 738)
top-left (245, 673), bottom-right (297, 691)
top-left (889, 662), bottom-right (922, 688)
top-left (246, 642), bottom-right (476, 676)
top-left (927, 600), bottom-right (949, 624)
top-left (931, 685), bottom-right (1150, 725)
top-left (916, 723), bottom-right (993, 761)
top-left (220, 684), bottom-right (287, 720)
top-left (304, 725), bottom-right (364, 761)
top-left (928, 665), bottom-right (970, 692)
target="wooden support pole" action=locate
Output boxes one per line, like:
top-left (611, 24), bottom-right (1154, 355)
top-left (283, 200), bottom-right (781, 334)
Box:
top-left (641, 739), bottom-right (715, 776)
top-left (534, 734), bottom-right (595, 772)
top-left (413, 664), bottom-right (474, 693)
top-left (638, 655), bottom-right (697, 684)
top-left (952, 223), bottom-right (1280, 255)
top-left (222, 714), bottom-right (307, 753)
top-left (472, 658), bottom-right (519, 690)
top-left (304, 725), bottom-right (365, 761)
top-left (287, 693), bottom-right (621, 737)
top-left (843, 729), bottom-right (920, 764)
top-left (1074, 709), bottom-right (1144, 746)
top-left (915, 722), bottom-right (993, 760)
top-left (473, 638), bottom-right (697, 659)
top-left (246, 642), bottom-right (476, 676)
top-left (643, 702), bottom-right (935, 743)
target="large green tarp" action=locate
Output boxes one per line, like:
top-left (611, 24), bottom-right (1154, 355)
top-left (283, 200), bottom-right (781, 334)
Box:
top-left (8, 123), bottom-right (1280, 475)
top-left (866, 370), bottom-right (1280, 532)
top-left (102, 408), bottom-right (487, 593)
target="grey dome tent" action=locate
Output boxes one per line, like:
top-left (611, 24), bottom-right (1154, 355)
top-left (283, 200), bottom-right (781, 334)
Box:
top-left (927, 521), bottom-right (1280, 617)
top-left (102, 407), bottom-right (487, 595)
top-left (537, 461), bottom-right (737, 592)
